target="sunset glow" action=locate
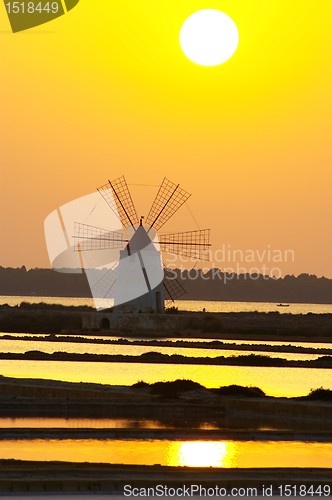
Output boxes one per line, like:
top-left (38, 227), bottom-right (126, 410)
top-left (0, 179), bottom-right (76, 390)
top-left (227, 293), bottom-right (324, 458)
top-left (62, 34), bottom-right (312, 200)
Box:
top-left (1, 1), bottom-right (331, 277)
top-left (172, 441), bottom-right (234, 467)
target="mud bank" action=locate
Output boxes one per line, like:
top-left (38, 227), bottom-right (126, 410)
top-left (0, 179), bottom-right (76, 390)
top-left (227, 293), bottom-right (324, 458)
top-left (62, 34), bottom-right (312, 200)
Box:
top-left (1, 350), bottom-right (331, 368)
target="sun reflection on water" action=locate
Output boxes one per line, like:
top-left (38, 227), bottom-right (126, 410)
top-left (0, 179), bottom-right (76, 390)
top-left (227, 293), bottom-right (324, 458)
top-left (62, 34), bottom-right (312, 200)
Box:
top-left (167, 441), bottom-right (237, 468)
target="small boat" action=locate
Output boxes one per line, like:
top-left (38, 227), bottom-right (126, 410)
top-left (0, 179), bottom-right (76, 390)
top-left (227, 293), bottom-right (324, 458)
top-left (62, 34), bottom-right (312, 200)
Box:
top-left (277, 303), bottom-right (290, 307)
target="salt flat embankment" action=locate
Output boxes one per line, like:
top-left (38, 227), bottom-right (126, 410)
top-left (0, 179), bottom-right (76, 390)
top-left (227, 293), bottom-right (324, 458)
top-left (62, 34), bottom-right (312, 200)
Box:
top-left (0, 461), bottom-right (331, 495)
top-left (1, 304), bottom-right (332, 341)
top-left (0, 376), bottom-right (332, 427)
top-left (0, 428), bottom-right (331, 442)
top-left (3, 334), bottom-right (332, 355)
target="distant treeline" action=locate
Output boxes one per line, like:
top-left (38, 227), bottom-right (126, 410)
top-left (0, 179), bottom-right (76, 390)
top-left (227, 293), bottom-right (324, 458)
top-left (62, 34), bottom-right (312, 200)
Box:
top-left (0, 266), bottom-right (332, 304)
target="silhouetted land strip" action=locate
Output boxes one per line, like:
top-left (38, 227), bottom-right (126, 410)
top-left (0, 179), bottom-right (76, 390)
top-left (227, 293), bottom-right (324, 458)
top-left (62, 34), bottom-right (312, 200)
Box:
top-left (0, 376), bottom-right (331, 424)
top-left (1, 350), bottom-right (332, 368)
top-left (0, 461), bottom-right (331, 494)
top-left (1, 266), bottom-right (332, 303)
top-left (0, 428), bottom-right (331, 442)
top-left (1, 303), bottom-right (332, 341)
top-left (2, 334), bottom-right (332, 355)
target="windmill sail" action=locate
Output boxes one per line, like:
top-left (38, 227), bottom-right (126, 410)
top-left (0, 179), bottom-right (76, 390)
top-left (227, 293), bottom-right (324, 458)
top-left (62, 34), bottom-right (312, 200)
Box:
top-left (70, 176), bottom-right (209, 311)
top-left (98, 176), bottom-right (139, 229)
top-left (163, 268), bottom-right (186, 301)
top-left (85, 265), bottom-right (118, 300)
top-left (73, 222), bottom-right (127, 251)
top-left (146, 177), bottom-right (191, 232)
top-left (159, 229), bottom-right (211, 261)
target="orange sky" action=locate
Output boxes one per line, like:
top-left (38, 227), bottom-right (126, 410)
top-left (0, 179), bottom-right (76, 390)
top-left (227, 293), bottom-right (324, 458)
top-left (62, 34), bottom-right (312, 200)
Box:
top-left (1, 0), bottom-right (331, 276)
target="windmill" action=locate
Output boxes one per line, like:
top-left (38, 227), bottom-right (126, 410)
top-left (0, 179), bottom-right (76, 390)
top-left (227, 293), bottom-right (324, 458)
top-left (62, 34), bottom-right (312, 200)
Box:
top-left (74, 176), bottom-right (210, 313)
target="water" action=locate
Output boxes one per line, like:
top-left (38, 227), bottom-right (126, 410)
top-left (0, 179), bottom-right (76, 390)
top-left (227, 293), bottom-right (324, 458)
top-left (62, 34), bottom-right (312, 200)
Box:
top-left (0, 417), bottom-right (294, 431)
top-left (1, 296), bottom-right (332, 314)
top-left (178, 300), bottom-right (332, 315)
top-left (0, 418), bottom-right (187, 429)
top-left (0, 439), bottom-right (331, 468)
top-left (0, 360), bottom-right (331, 397)
top-left (1, 295), bottom-right (331, 398)
top-left (1, 296), bottom-right (331, 471)
top-left (0, 337), bottom-right (323, 361)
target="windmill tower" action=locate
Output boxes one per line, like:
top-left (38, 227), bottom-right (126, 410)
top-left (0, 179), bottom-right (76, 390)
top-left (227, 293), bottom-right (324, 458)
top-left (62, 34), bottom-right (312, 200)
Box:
top-left (74, 176), bottom-right (210, 313)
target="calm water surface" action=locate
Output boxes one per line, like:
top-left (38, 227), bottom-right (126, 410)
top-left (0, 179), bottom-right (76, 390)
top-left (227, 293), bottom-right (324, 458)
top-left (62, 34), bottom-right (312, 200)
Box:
top-left (1, 296), bottom-right (331, 398)
top-left (0, 417), bottom-right (291, 431)
top-left (0, 418), bottom-right (189, 429)
top-left (1, 296), bottom-right (331, 470)
top-left (0, 439), bottom-right (331, 468)
top-left (0, 360), bottom-right (331, 397)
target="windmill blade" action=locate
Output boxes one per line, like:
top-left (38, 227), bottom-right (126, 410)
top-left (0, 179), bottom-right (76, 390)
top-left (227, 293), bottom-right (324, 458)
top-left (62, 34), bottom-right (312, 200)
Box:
top-left (159, 229), bottom-right (211, 261)
top-left (163, 268), bottom-right (186, 301)
top-left (145, 178), bottom-right (191, 232)
top-left (97, 176), bottom-right (139, 229)
top-left (73, 222), bottom-right (127, 252)
top-left (86, 265), bottom-right (118, 300)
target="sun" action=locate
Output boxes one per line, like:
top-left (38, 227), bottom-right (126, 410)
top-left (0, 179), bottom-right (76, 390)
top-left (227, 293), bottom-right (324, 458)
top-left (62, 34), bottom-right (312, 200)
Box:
top-left (166, 441), bottom-right (237, 468)
top-left (179, 9), bottom-right (239, 67)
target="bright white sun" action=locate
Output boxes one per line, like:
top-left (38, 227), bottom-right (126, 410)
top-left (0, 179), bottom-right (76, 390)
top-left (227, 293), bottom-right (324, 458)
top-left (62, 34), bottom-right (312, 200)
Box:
top-left (180, 9), bottom-right (239, 67)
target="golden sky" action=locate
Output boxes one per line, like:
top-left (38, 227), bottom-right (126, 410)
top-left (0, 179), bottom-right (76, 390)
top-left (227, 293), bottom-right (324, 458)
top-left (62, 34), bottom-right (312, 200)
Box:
top-left (1, 0), bottom-right (331, 276)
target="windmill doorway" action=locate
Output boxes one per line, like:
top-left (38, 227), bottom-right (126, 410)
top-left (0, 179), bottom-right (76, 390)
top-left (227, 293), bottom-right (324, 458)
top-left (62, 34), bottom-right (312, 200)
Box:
top-left (100, 317), bottom-right (110, 330)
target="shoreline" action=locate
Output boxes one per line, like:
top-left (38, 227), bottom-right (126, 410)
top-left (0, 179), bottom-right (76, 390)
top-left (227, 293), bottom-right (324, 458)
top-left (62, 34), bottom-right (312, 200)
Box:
top-left (63, 331), bottom-right (332, 344)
